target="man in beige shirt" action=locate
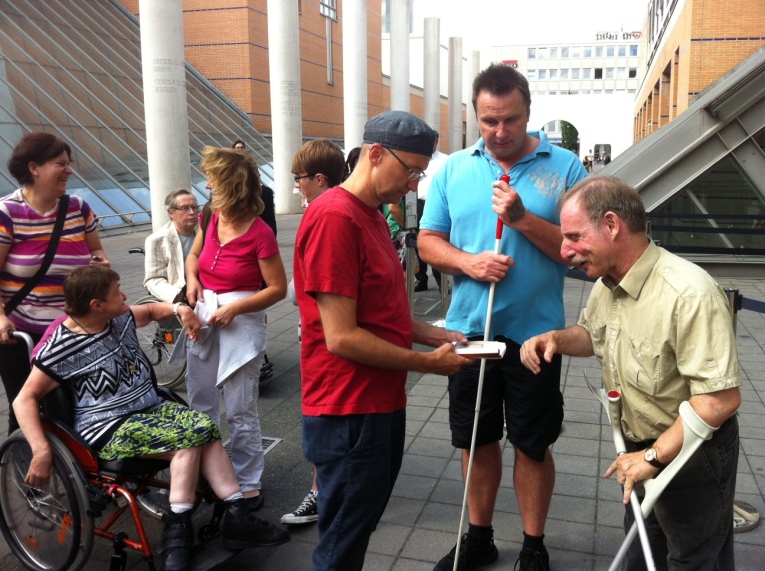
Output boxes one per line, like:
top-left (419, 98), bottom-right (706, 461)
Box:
top-left (520, 176), bottom-right (740, 570)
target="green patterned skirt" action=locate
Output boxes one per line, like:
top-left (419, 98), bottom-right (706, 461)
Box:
top-left (98, 402), bottom-right (220, 461)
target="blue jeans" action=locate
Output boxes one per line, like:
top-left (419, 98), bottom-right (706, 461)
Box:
top-left (303, 410), bottom-right (406, 571)
top-left (623, 415), bottom-right (738, 571)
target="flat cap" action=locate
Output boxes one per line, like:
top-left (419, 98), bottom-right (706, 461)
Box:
top-left (363, 111), bottom-right (437, 157)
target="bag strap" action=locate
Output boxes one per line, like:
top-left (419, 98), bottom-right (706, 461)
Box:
top-left (4, 194), bottom-right (70, 316)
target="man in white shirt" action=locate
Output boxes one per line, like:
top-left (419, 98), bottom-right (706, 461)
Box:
top-left (144, 189), bottom-right (198, 303)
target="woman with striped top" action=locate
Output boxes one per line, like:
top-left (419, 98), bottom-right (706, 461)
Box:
top-left (0, 131), bottom-right (110, 434)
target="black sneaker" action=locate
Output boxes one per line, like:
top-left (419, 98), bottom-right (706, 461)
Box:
top-left (281, 490), bottom-right (318, 525)
top-left (415, 281), bottom-right (428, 292)
top-left (434, 533), bottom-right (498, 571)
top-left (245, 491), bottom-right (264, 511)
top-left (160, 511), bottom-right (194, 571)
top-left (221, 499), bottom-right (290, 549)
top-left (513, 546), bottom-right (550, 571)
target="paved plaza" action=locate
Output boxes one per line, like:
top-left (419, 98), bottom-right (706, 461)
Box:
top-left (1, 213), bottom-right (763, 570)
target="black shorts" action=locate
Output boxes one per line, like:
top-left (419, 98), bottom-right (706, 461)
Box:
top-left (448, 336), bottom-right (563, 462)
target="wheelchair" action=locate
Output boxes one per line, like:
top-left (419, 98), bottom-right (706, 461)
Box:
top-left (0, 332), bottom-right (224, 571)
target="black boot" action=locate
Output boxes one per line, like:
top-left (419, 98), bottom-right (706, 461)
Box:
top-left (221, 498), bottom-right (290, 550)
top-left (160, 511), bottom-right (194, 571)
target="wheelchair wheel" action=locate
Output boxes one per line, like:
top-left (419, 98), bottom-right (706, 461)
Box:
top-left (0, 432), bottom-right (93, 571)
top-left (134, 295), bottom-right (187, 388)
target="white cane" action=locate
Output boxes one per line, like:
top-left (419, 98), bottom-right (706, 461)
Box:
top-left (453, 174), bottom-right (509, 571)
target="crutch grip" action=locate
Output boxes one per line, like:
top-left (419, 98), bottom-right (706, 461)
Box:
top-left (640, 401), bottom-right (718, 517)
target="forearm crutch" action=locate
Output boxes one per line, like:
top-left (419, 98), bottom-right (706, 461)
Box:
top-left (453, 174), bottom-right (509, 571)
top-left (585, 374), bottom-right (717, 571)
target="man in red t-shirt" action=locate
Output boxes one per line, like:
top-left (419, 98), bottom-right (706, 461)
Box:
top-left (294, 111), bottom-right (474, 571)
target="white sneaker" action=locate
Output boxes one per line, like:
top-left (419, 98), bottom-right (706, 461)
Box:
top-left (280, 490), bottom-right (318, 525)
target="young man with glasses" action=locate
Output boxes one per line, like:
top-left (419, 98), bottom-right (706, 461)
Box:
top-left (144, 189), bottom-right (199, 303)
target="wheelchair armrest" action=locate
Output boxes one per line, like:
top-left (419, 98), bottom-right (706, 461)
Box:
top-left (41, 415), bottom-right (100, 473)
top-left (156, 386), bottom-right (188, 407)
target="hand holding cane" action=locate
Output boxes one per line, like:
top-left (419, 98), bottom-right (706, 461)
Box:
top-left (453, 174), bottom-right (509, 571)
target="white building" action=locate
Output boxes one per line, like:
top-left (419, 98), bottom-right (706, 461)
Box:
top-left (490, 34), bottom-right (642, 160)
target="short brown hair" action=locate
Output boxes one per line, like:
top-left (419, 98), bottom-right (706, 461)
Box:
top-left (164, 189), bottom-right (194, 212)
top-left (8, 132), bottom-right (73, 186)
top-left (64, 266), bottom-right (120, 318)
top-left (472, 63), bottom-right (531, 113)
top-left (200, 146), bottom-right (264, 223)
top-left (559, 176), bottom-right (647, 234)
top-left (291, 139), bottom-right (346, 187)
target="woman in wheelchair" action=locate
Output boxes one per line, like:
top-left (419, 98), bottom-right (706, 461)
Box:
top-left (13, 265), bottom-right (289, 571)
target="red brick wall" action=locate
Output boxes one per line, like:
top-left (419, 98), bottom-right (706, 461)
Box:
top-left (634, 0), bottom-right (765, 141)
top-left (119, 0), bottom-right (409, 140)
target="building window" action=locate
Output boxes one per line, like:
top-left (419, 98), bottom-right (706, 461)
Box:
top-left (539, 47), bottom-right (548, 59)
top-left (617, 67), bottom-right (626, 79)
top-left (629, 68), bottom-right (637, 78)
top-left (581, 89), bottom-right (590, 94)
top-left (630, 45), bottom-right (638, 57)
top-left (550, 69), bottom-right (558, 79)
top-left (595, 46), bottom-right (603, 57)
top-left (583, 47), bottom-right (592, 57)
top-left (560, 68), bottom-right (569, 79)
top-left (583, 68), bottom-right (592, 79)
top-left (549, 91), bottom-right (557, 95)
top-left (593, 89), bottom-right (602, 94)
top-left (606, 68), bottom-right (614, 79)
top-left (528, 70), bottom-right (536, 80)
top-left (320, 0), bottom-right (337, 20)
top-left (571, 47), bottom-right (581, 58)
top-left (538, 69), bottom-right (547, 80)
top-left (550, 47), bottom-right (559, 58)
top-left (618, 45), bottom-right (627, 57)
top-left (572, 68), bottom-right (580, 79)
top-left (605, 89), bottom-right (614, 94)
top-left (606, 45), bottom-right (615, 57)
top-left (537, 90), bottom-right (546, 95)
top-left (528, 48), bottom-right (536, 59)
top-left (561, 47), bottom-right (569, 57)
top-left (594, 68), bottom-right (603, 79)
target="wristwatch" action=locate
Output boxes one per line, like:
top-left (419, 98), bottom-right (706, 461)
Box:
top-left (643, 447), bottom-right (667, 470)
top-left (173, 302), bottom-right (189, 317)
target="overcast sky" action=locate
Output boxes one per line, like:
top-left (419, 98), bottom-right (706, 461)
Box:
top-left (409, 0), bottom-right (649, 49)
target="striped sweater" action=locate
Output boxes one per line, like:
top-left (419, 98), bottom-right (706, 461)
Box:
top-left (0, 189), bottom-right (98, 334)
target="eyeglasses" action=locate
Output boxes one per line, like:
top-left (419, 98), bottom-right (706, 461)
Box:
top-left (293, 174), bottom-right (315, 183)
top-left (385, 148), bottom-right (427, 181)
top-left (172, 205), bottom-right (200, 213)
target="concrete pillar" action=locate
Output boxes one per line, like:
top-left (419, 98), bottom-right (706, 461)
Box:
top-left (138, 0), bottom-right (191, 231)
top-left (343, 0), bottom-right (367, 150)
top-left (423, 17), bottom-right (440, 131)
top-left (465, 50), bottom-right (480, 146)
top-left (389, 0), bottom-right (409, 111)
top-left (447, 37), bottom-right (463, 153)
top-left (267, 0), bottom-right (302, 214)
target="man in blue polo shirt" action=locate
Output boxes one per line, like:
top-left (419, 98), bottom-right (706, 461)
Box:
top-left (419, 63), bottom-right (587, 571)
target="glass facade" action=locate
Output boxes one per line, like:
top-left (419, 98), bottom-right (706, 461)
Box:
top-left (651, 152), bottom-right (765, 253)
top-left (0, 0), bottom-right (274, 231)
